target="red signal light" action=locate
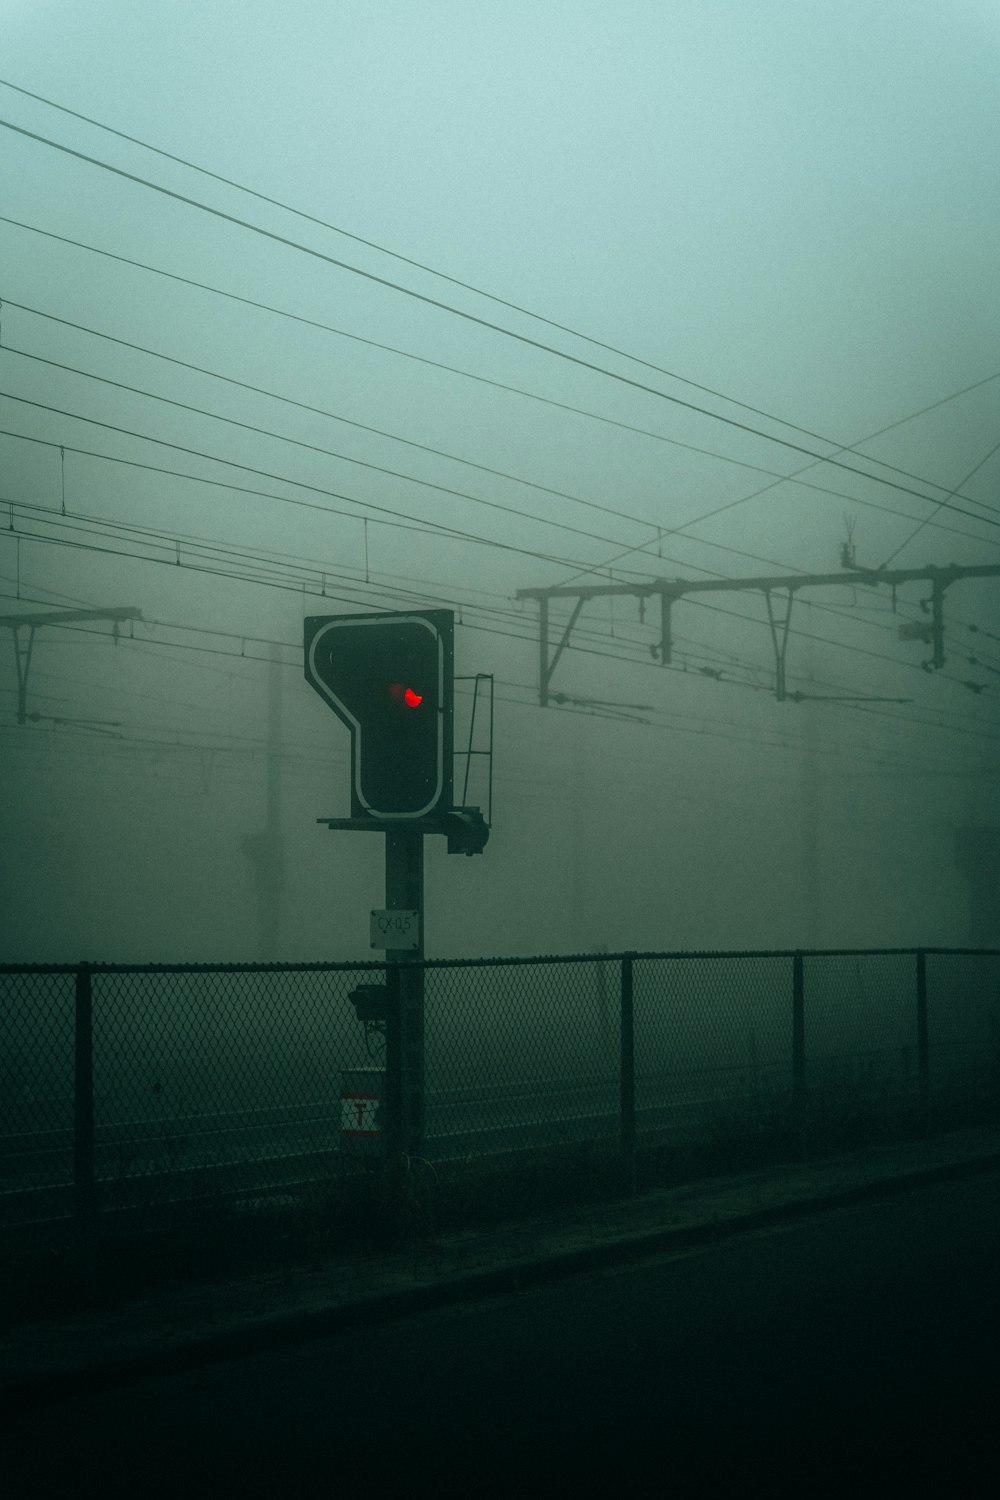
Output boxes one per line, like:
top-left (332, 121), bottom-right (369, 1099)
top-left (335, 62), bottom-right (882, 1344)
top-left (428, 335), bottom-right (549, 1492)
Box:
top-left (388, 682), bottom-right (424, 708)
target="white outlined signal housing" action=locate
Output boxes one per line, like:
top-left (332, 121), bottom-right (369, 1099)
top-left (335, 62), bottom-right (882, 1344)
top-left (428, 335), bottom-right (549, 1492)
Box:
top-left (304, 610), bottom-right (453, 820)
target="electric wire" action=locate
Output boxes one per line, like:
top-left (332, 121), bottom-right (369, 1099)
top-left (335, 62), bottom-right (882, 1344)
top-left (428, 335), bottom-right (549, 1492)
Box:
top-left (4, 610), bottom-right (993, 783)
top-left (4, 386), bottom-right (999, 644)
top-left (3, 114), bottom-right (998, 527)
top-left (3, 298), bottom-right (677, 538)
top-left (1, 240), bottom-right (996, 743)
top-left (7, 343), bottom-right (1000, 687)
top-left (0, 74), bottom-right (954, 463)
top-left (4, 635), bottom-right (993, 785)
top-left (4, 212), bottom-right (997, 540)
top-left (6, 297), bottom-right (1000, 584)
top-left (4, 565), bottom-right (997, 784)
top-left (1, 343), bottom-right (673, 556)
top-left (3, 74), bottom-right (997, 517)
top-left (880, 436), bottom-right (1000, 567)
top-left (0, 392), bottom-right (610, 571)
top-left (6, 490), bottom-right (999, 704)
top-left (5, 518), bottom-right (998, 752)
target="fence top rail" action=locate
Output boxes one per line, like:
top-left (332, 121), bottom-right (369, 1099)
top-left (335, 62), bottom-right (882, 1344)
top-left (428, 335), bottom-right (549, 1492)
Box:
top-left (0, 946), bottom-right (997, 976)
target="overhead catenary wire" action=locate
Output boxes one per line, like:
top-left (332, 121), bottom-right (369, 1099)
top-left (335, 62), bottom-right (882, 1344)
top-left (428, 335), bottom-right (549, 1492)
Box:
top-left (1, 343), bottom-right (679, 557)
top-left (3, 113), bottom-right (999, 527)
top-left (0, 497), bottom-right (967, 684)
top-left (9, 393), bottom-right (1000, 687)
top-left (3, 102), bottom-right (995, 612)
top-left (3, 558), bottom-right (997, 777)
top-left (5, 503), bottom-right (998, 739)
top-left (6, 345), bottom-right (1000, 686)
top-left (0, 392), bottom-right (614, 572)
top-left (4, 686), bottom-right (984, 788)
top-left (0, 73), bottom-right (959, 465)
top-left (7, 429), bottom-right (1000, 720)
top-left (5, 297), bottom-right (1000, 582)
top-left (3, 73), bottom-right (998, 517)
top-left (4, 214), bottom-right (996, 536)
top-left (7, 405), bottom-right (1000, 720)
top-left (3, 381), bottom-right (999, 611)
top-left (879, 436), bottom-right (1000, 567)
top-left (23, 483), bottom-right (996, 672)
top-left (6, 491), bottom-right (993, 687)
top-left (7, 322), bottom-right (1000, 696)
top-left (3, 588), bottom-right (996, 780)
top-left (10, 340), bottom-right (998, 615)
top-left (1, 104), bottom-right (996, 766)
top-left (3, 617), bottom-right (996, 786)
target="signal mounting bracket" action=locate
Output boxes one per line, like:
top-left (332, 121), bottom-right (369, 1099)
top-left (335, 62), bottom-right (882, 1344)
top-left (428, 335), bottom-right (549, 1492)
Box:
top-left (317, 806), bottom-right (489, 856)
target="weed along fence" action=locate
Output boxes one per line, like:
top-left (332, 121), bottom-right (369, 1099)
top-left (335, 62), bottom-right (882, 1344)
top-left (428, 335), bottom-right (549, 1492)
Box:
top-left (1, 949), bottom-right (998, 1235)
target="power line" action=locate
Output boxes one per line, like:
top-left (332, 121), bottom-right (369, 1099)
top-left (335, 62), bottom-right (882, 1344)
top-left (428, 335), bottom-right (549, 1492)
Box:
top-left (0, 391), bottom-right (604, 570)
top-left (5, 624), bottom-right (994, 781)
top-left (1, 343), bottom-right (666, 556)
top-left (5, 606), bottom-right (994, 778)
top-left (4, 298), bottom-right (673, 539)
top-left (4, 113), bottom-right (999, 522)
top-left (4, 377), bottom-right (999, 623)
top-left (6, 501), bottom-right (997, 730)
top-left (5, 408), bottom-right (1000, 720)
top-left (3, 572), bottom-right (996, 779)
top-left (4, 212), bottom-right (997, 531)
top-left (14, 564), bottom-right (996, 741)
top-left (8, 297), bottom-right (1000, 583)
top-left (4, 495), bottom-right (528, 625)
top-left (5, 70), bottom-right (994, 492)
top-left (14, 337), bottom-right (987, 622)
top-left (3, 328), bottom-right (995, 687)
top-left (1, 420), bottom-right (576, 571)
top-left (881, 437), bottom-right (1000, 567)
top-left (8, 476), bottom-right (999, 702)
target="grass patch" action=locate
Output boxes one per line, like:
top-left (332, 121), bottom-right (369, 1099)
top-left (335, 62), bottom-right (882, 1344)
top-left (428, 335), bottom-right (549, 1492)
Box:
top-left (3, 1087), bottom-right (998, 1332)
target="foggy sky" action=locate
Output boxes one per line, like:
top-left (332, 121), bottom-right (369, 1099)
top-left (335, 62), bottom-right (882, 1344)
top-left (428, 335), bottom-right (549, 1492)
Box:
top-left (1, 1), bottom-right (998, 961)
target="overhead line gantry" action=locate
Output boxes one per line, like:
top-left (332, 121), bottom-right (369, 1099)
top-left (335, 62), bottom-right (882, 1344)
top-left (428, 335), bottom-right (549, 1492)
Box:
top-left (517, 563), bottom-right (1000, 705)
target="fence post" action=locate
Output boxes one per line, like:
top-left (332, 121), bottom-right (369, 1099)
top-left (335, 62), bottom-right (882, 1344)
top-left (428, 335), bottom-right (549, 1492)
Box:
top-left (74, 963), bottom-right (96, 1221)
top-left (74, 962), bottom-right (98, 1301)
top-left (916, 948), bottom-right (930, 1118)
top-left (620, 955), bottom-right (636, 1193)
top-left (792, 952), bottom-right (806, 1158)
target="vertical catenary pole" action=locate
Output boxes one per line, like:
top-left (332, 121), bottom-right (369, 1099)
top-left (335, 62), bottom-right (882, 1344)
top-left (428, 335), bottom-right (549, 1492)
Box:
top-left (385, 828), bottom-right (425, 1158)
top-left (538, 594), bottom-right (549, 708)
top-left (620, 955), bottom-right (636, 1193)
top-left (74, 963), bottom-right (96, 1222)
top-left (916, 948), bottom-right (930, 1115)
top-left (792, 951), bottom-right (806, 1157)
top-left (262, 643), bottom-right (284, 959)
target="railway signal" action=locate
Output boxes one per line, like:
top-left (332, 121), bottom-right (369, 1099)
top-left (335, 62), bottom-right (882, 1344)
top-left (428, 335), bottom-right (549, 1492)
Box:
top-left (305, 607), bottom-right (491, 1162)
top-left (304, 609), bottom-right (454, 819)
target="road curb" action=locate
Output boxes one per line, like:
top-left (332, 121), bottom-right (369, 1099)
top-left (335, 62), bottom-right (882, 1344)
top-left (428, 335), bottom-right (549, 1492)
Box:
top-left (5, 1148), bottom-right (1000, 1411)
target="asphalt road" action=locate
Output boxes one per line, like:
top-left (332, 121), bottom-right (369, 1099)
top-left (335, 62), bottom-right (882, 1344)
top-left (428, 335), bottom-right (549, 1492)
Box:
top-left (6, 1171), bottom-right (999, 1492)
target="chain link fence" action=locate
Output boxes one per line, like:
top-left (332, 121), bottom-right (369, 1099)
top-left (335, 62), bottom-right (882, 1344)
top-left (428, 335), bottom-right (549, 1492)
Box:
top-left (1, 949), bottom-right (998, 1233)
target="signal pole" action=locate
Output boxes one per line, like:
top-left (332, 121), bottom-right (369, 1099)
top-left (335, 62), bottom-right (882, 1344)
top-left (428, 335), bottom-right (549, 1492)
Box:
top-left (385, 827), bottom-right (425, 1156)
top-left (305, 609), bottom-right (490, 1163)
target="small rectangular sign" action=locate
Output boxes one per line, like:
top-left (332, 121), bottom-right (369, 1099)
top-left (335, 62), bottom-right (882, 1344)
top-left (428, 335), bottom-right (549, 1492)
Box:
top-left (340, 1094), bottom-right (380, 1136)
top-left (369, 909), bottom-right (420, 950)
